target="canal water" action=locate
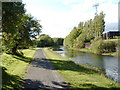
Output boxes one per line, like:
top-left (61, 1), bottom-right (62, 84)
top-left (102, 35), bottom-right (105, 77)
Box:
top-left (55, 47), bottom-right (120, 82)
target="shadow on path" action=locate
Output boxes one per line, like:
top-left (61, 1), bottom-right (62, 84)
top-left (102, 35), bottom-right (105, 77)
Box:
top-left (23, 79), bottom-right (68, 90)
top-left (32, 57), bottom-right (100, 74)
top-left (23, 49), bottom-right (68, 90)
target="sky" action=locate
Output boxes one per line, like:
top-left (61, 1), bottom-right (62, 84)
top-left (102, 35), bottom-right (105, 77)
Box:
top-left (23, 0), bottom-right (119, 38)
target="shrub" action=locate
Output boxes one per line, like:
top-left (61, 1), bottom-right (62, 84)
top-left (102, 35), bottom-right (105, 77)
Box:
top-left (102, 41), bottom-right (116, 53)
top-left (115, 36), bottom-right (120, 39)
top-left (91, 40), bottom-right (116, 54)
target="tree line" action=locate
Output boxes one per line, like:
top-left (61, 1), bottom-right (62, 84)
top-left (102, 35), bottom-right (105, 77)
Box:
top-left (64, 12), bottom-right (105, 49)
top-left (2, 2), bottom-right (42, 55)
top-left (36, 34), bottom-right (64, 47)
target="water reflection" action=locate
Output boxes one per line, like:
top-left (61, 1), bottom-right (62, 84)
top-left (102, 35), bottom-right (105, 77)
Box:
top-left (56, 47), bottom-right (119, 82)
top-left (64, 51), bottom-right (78, 58)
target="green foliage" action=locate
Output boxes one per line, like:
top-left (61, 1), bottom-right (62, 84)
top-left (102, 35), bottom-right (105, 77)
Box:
top-left (36, 35), bottom-right (64, 47)
top-left (2, 2), bottom-right (42, 54)
top-left (17, 14), bottom-right (42, 49)
top-left (115, 36), bottom-right (120, 39)
top-left (37, 34), bottom-right (54, 47)
top-left (91, 40), bottom-right (116, 54)
top-left (93, 12), bottom-right (105, 37)
top-left (91, 39), bottom-right (103, 54)
top-left (52, 38), bottom-right (64, 46)
top-left (64, 12), bottom-right (105, 49)
top-left (64, 27), bottom-right (80, 48)
top-left (74, 34), bottom-right (85, 48)
top-left (102, 41), bottom-right (116, 53)
top-left (2, 2), bottom-right (25, 54)
top-left (2, 2), bottom-right (25, 33)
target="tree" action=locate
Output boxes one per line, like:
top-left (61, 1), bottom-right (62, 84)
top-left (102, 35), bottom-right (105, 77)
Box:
top-left (52, 38), bottom-right (64, 46)
top-left (2, 2), bottom-right (25, 54)
top-left (2, 2), bottom-right (42, 54)
top-left (37, 34), bottom-right (54, 47)
top-left (93, 11), bottom-right (105, 38)
top-left (18, 14), bottom-right (42, 49)
top-left (77, 22), bottom-right (84, 34)
top-left (64, 12), bottom-right (105, 49)
top-left (64, 27), bottom-right (80, 48)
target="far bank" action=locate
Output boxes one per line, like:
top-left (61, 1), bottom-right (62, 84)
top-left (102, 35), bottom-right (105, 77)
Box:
top-left (64, 38), bottom-right (119, 57)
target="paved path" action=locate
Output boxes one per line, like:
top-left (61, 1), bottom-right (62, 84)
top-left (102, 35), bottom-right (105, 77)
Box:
top-left (23, 49), bottom-right (68, 90)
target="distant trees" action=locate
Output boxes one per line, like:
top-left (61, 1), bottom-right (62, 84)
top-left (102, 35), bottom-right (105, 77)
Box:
top-left (37, 34), bottom-right (64, 47)
top-left (64, 12), bottom-right (105, 49)
top-left (52, 38), bottom-right (64, 46)
top-left (63, 27), bottom-right (80, 48)
top-left (2, 2), bottom-right (42, 54)
top-left (37, 34), bottom-right (54, 47)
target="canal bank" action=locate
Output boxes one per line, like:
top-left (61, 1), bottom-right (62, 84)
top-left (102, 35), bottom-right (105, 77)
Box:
top-left (43, 48), bottom-right (120, 89)
top-left (65, 38), bottom-right (119, 57)
top-left (69, 47), bottom-right (118, 57)
top-left (56, 47), bottom-right (119, 82)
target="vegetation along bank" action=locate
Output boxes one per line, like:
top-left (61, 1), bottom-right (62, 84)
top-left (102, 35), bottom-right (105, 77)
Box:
top-left (63, 12), bottom-right (119, 56)
top-left (43, 48), bottom-right (120, 89)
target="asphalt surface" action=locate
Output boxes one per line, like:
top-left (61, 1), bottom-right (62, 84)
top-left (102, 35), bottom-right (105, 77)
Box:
top-left (23, 48), bottom-right (68, 90)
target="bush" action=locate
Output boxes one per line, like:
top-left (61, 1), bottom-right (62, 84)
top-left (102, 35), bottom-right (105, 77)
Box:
top-left (115, 36), bottom-right (120, 39)
top-left (102, 41), bottom-right (116, 53)
top-left (91, 40), bottom-right (116, 54)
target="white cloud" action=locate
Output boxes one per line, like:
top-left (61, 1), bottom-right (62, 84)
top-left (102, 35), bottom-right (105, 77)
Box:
top-left (23, 0), bottom-right (118, 38)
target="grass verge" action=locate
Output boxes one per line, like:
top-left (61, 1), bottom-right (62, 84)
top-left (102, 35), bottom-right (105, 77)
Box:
top-left (70, 48), bottom-right (118, 57)
top-left (1, 48), bottom-right (38, 89)
top-left (43, 48), bottom-right (120, 89)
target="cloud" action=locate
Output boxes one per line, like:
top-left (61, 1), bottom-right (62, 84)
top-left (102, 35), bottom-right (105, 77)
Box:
top-left (23, 0), bottom-right (118, 38)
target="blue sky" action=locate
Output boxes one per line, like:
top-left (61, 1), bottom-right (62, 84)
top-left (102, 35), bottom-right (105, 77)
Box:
top-left (23, 0), bottom-right (119, 38)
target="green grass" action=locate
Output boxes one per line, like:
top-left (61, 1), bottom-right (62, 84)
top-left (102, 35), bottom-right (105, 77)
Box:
top-left (104, 39), bottom-right (119, 42)
top-left (43, 48), bottom-right (120, 89)
top-left (1, 48), bottom-right (38, 89)
top-left (74, 48), bottom-right (118, 57)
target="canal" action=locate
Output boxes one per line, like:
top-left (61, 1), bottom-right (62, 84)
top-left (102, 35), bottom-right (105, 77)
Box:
top-left (55, 47), bottom-right (120, 82)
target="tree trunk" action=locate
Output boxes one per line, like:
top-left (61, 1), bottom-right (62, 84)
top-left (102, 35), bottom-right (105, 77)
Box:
top-left (11, 43), bottom-right (18, 55)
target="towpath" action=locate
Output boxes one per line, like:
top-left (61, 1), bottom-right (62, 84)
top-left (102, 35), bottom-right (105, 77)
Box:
top-left (23, 48), bottom-right (68, 90)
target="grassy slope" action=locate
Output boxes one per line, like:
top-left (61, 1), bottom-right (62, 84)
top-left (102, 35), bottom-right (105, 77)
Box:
top-left (43, 48), bottom-right (120, 89)
top-left (2, 48), bottom-right (38, 89)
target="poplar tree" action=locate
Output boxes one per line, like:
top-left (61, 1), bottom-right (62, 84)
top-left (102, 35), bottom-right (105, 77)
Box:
top-left (64, 12), bottom-right (105, 49)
